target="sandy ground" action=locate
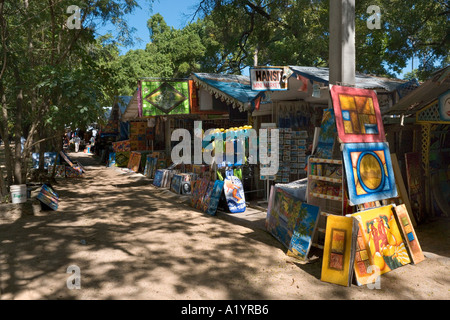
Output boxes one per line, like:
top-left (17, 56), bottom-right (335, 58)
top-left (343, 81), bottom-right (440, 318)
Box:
top-left (0, 152), bottom-right (449, 301)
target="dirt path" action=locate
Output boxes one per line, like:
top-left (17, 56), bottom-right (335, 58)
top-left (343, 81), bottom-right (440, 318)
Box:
top-left (0, 152), bottom-right (449, 300)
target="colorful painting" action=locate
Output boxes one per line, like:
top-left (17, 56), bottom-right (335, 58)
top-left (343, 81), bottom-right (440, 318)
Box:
top-left (191, 179), bottom-right (209, 209)
top-left (201, 181), bottom-right (215, 212)
top-left (330, 85), bottom-right (385, 143)
top-left (108, 152), bottom-right (116, 167)
top-left (321, 215), bottom-right (359, 287)
top-left (144, 156), bottom-right (158, 179)
top-left (59, 151), bottom-right (75, 167)
top-left (54, 165), bottom-right (66, 178)
top-left (36, 184), bottom-right (59, 211)
top-left (190, 180), bottom-right (202, 206)
top-left (314, 108), bottom-right (337, 159)
top-left (224, 170), bottom-right (246, 213)
top-left (286, 203), bottom-right (320, 261)
top-left (266, 188), bottom-right (306, 249)
top-left (351, 205), bottom-right (411, 286)
top-left (140, 80), bottom-right (190, 116)
top-left (405, 152), bottom-right (425, 223)
top-left (127, 151), bottom-right (142, 172)
top-left (393, 204), bottom-right (425, 264)
top-left (206, 180), bottom-right (225, 216)
top-left (170, 174), bottom-right (183, 194)
top-left (342, 142), bottom-right (397, 205)
top-left (115, 152), bottom-right (131, 167)
top-left (196, 179), bottom-right (211, 210)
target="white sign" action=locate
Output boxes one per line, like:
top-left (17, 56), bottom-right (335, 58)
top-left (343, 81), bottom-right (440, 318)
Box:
top-left (250, 67), bottom-right (291, 91)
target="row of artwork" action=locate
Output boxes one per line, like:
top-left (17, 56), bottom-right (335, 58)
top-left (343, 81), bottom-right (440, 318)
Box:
top-left (321, 204), bottom-right (424, 287)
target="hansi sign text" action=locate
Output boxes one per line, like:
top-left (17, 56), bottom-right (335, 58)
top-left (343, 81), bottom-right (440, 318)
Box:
top-left (250, 67), bottom-right (290, 91)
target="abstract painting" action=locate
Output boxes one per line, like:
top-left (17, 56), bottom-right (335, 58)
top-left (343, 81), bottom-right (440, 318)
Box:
top-left (36, 184), bottom-right (59, 211)
top-left (153, 169), bottom-right (165, 187)
top-left (140, 80), bottom-right (190, 116)
top-left (196, 179), bottom-right (212, 210)
top-left (351, 205), bottom-right (411, 286)
top-left (201, 181), bottom-right (215, 212)
top-left (206, 180), bottom-right (225, 216)
top-left (342, 142), bottom-right (397, 205)
top-left (321, 215), bottom-right (359, 287)
top-left (330, 85), bottom-right (385, 143)
top-left (286, 202), bottom-right (320, 261)
top-left (392, 204), bottom-right (425, 264)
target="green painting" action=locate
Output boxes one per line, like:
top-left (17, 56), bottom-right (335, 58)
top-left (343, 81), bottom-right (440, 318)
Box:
top-left (141, 80), bottom-right (190, 116)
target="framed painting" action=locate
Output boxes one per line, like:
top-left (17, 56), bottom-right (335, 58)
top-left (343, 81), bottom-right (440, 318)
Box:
top-left (342, 142), bottom-right (397, 206)
top-left (392, 204), bottom-right (425, 264)
top-left (153, 169), bottom-right (164, 187)
top-left (351, 205), bottom-right (411, 286)
top-left (330, 85), bottom-right (385, 143)
top-left (321, 215), bottom-right (359, 287)
top-left (286, 203), bottom-right (320, 261)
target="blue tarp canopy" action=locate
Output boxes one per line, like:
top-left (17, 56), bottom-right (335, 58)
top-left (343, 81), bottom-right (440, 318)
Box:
top-left (191, 73), bottom-right (262, 111)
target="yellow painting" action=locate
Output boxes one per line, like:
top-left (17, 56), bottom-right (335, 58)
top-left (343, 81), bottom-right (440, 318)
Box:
top-left (351, 205), bottom-right (410, 286)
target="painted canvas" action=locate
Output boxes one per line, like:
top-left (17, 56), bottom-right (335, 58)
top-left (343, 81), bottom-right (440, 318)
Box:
top-left (206, 180), bottom-right (225, 216)
top-left (115, 152), bottom-right (131, 167)
top-left (55, 165), bottom-right (66, 178)
top-left (108, 152), bottom-right (116, 167)
top-left (59, 151), bottom-right (75, 167)
top-left (314, 108), bottom-right (337, 159)
top-left (127, 151), bottom-right (142, 172)
top-left (321, 215), bottom-right (359, 287)
top-left (351, 205), bottom-right (411, 286)
top-left (286, 203), bottom-right (320, 261)
top-left (36, 184), bottom-right (59, 211)
top-left (393, 204), bottom-right (425, 264)
top-left (144, 156), bottom-right (158, 179)
top-left (190, 180), bottom-right (202, 207)
top-left (342, 142), bottom-right (397, 205)
top-left (33, 152), bottom-right (58, 170)
top-left (404, 152), bottom-right (425, 223)
top-left (201, 181), bottom-right (215, 212)
top-left (65, 166), bottom-right (83, 178)
top-left (141, 80), bottom-right (190, 116)
top-left (266, 187), bottom-right (305, 249)
top-left (224, 170), bottom-right (246, 213)
top-left (195, 179), bottom-right (211, 210)
top-left (153, 169), bottom-right (165, 187)
top-left (181, 181), bottom-right (192, 195)
top-left (330, 85), bottom-right (385, 143)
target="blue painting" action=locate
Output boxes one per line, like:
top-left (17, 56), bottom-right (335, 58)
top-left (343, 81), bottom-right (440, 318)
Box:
top-left (206, 180), bottom-right (225, 216)
top-left (153, 169), bottom-right (164, 187)
top-left (287, 203), bottom-right (320, 260)
top-left (108, 152), bottom-right (116, 167)
top-left (315, 108), bottom-right (336, 159)
top-left (170, 174), bottom-right (182, 194)
top-left (342, 142), bottom-right (397, 205)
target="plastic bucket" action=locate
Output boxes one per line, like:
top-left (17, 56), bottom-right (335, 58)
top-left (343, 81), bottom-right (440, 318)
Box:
top-left (10, 184), bottom-right (27, 204)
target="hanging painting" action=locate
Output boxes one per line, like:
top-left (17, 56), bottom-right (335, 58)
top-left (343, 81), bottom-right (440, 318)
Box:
top-left (314, 108), bottom-right (337, 159)
top-left (351, 205), bottom-right (411, 286)
top-left (140, 80), bottom-right (191, 116)
top-left (321, 215), bottom-right (359, 287)
top-left (286, 202), bottom-right (320, 261)
top-left (392, 204), bottom-right (425, 264)
top-left (342, 142), bottom-right (397, 205)
top-left (330, 85), bottom-right (385, 143)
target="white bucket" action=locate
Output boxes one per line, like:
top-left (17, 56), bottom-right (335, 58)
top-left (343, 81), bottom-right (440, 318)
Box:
top-left (10, 184), bottom-right (27, 204)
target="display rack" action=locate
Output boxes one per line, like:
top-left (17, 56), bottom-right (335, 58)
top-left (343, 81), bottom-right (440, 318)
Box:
top-left (307, 157), bottom-right (345, 250)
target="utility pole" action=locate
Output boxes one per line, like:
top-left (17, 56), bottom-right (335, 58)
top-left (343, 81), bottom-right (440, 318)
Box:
top-left (329, 0), bottom-right (356, 86)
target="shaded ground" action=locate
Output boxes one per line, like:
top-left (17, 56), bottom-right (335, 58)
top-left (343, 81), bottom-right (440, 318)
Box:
top-left (0, 152), bottom-right (449, 300)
